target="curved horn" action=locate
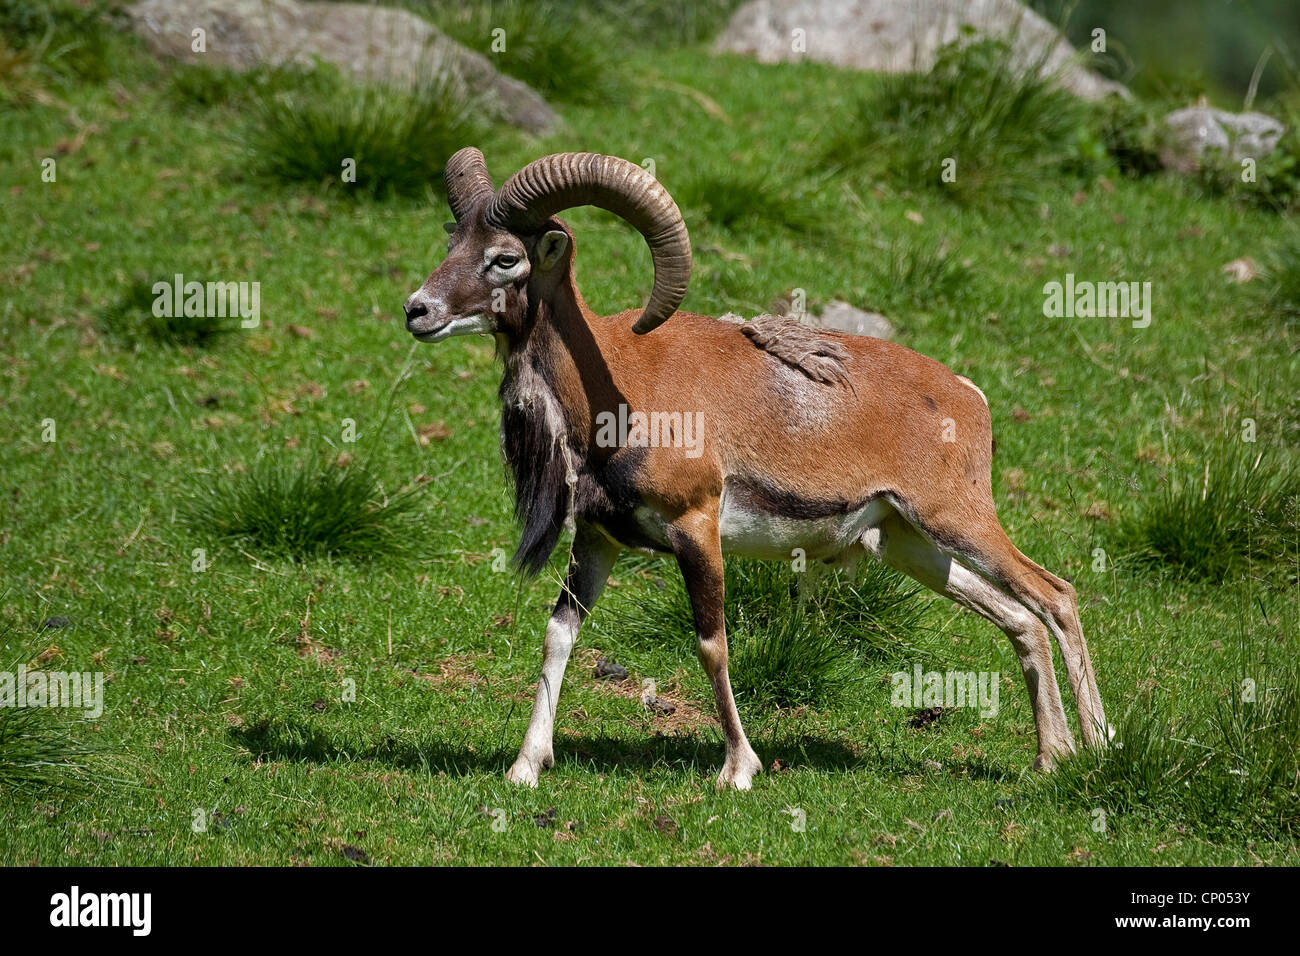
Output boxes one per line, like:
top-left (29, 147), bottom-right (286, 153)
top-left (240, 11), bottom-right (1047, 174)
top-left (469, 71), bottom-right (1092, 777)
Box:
top-left (445, 147), bottom-right (495, 222)
top-left (485, 152), bottom-right (691, 334)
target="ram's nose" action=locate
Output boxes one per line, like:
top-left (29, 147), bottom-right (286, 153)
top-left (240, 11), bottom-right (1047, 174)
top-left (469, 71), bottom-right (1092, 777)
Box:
top-left (403, 291), bottom-right (454, 340)
top-left (403, 292), bottom-right (429, 329)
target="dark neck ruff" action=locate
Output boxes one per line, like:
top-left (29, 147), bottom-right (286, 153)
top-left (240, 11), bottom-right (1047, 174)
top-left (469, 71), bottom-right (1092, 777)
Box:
top-left (499, 325), bottom-right (574, 576)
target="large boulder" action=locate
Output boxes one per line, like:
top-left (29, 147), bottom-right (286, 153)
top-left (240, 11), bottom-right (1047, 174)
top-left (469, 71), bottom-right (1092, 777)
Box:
top-left (714, 0), bottom-right (1125, 101)
top-left (1160, 104), bottom-right (1285, 174)
top-left (126, 0), bottom-right (559, 134)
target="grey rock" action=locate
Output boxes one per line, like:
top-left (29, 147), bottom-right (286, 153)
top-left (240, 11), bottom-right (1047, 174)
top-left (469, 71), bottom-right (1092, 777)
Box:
top-left (126, 0), bottom-right (559, 133)
top-left (805, 299), bottom-right (895, 339)
top-left (721, 299), bottom-right (896, 339)
top-left (1160, 104), bottom-right (1285, 174)
top-left (715, 0), bottom-right (1126, 101)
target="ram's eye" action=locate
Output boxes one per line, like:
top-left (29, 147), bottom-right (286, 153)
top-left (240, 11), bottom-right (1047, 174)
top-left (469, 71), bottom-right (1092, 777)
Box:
top-left (493, 254), bottom-right (520, 270)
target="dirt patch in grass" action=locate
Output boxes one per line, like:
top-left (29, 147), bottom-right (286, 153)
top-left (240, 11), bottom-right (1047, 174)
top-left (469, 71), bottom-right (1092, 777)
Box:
top-left (576, 648), bottom-right (717, 734)
top-left (411, 653), bottom-right (491, 689)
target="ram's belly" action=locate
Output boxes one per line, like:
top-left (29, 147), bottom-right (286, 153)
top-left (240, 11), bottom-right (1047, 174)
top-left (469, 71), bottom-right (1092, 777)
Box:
top-left (717, 487), bottom-right (888, 560)
top-left (617, 479), bottom-right (889, 560)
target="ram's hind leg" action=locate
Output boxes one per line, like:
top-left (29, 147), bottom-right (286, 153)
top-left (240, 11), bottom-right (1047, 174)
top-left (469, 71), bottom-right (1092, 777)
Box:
top-left (898, 499), bottom-right (1111, 750)
top-left (863, 512), bottom-right (1075, 769)
top-left (948, 521), bottom-right (1110, 748)
top-left (506, 524), bottom-right (621, 787)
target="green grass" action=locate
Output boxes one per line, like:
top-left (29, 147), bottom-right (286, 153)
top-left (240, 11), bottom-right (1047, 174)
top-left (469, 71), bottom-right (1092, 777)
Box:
top-left (1043, 658), bottom-right (1300, 840)
top-left (0, 706), bottom-right (88, 794)
top-left (863, 235), bottom-right (976, 315)
top-left (0, 634), bottom-right (93, 795)
top-left (822, 35), bottom-right (1098, 205)
top-left (165, 62), bottom-right (330, 113)
top-left (245, 66), bottom-right (486, 198)
top-left (1117, 438), bottom-right (1299, 581)
top-left (581, 0), bottom-right (745, 47)
top-left (1094, 93), bottom-right (1172, 179)
top-left (675, 164), bottom-right (825, 235)
top-left (0, 703), bottom-right (91, 795)
top-left (98, 277), bottom-right (234, 348)
top-left (184, 455), bottom-right (436, 563)
top-left (416, 0), bottom-right (620, 105)
top-left (0, 12), bottom-right (1298, 865)
top-left (609, 559), bottom-right (932, 711)
top-left (0, 0), bottom-right (123, 85)
top-left (1260, 224), bottom-right (1300, 326)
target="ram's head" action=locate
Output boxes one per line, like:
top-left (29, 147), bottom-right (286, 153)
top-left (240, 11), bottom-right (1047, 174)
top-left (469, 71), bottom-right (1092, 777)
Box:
top-left (404, 149), bottom-right (691, 342)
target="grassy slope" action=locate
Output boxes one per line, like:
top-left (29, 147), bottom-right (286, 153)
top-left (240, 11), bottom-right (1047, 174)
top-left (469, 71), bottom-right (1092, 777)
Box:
top-left (0, 43), bottom-right (1297, 865)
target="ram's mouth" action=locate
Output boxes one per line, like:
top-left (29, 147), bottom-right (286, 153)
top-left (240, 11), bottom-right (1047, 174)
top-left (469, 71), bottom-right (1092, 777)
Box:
top-left (409, 316), bottom-right (453, 342)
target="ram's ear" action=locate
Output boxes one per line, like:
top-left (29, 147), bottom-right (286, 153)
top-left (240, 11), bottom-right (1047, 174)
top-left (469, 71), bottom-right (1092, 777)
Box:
top-left (533, 229), bottom-right (569, 273)
top-left (442, 222), bottom-right (457, 234)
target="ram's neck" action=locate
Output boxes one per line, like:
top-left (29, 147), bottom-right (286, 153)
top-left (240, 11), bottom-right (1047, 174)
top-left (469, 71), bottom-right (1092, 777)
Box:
top-left (497, 278), bottom-right (605, 575)
top-left (503, 279), bottom-right (608, 436)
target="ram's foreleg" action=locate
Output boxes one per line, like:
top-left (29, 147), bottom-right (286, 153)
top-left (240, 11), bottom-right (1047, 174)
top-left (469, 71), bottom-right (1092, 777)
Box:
top-left (506, 523), bottom-right (621, 787)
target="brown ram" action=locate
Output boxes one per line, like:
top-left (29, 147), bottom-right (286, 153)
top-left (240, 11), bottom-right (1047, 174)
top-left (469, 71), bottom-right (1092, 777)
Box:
top-left (404, 148), bottom-right (1110, 789)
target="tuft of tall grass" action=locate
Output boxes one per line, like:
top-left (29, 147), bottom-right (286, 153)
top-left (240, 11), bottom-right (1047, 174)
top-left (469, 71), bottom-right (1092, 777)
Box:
top-left (1259, 226), bottom-right (1300, 326)
top-left (0, 33), bottom-right (42, 108)
top-left (1093, 93), bottom-right (1170, 178)
top-left (726, 561), bottom-right (934, 709)
top-left (166, 62), bottom-right (327, 112)
top-left (726, 612), bottom-right (858, 710)
top-left (851, 235), bottom-right (974, 316)
top-left (1042, 667), bottom-right (1300, 839)
top-left (883, 236), bottom-right (970, 305)
top-left (620, 557), bottom-right (932, 710)
top-left (1118, 440), bottom-right (1299, 582)
top-left (246, 66), bottom-right (484, 199)
top-left (99, 278), bottom-right (233, 349)
top-left (416, 0), bottom-right (618, 105)
top-left (184, 455), bottom-right (434, 563)
top-left (0, 641), bottom-right (91, 794)
top-left (802, 561), bottom-right (934, 662)
top-left (0, 0), bottom-right (126, 87)
top-left (821, 36), bottom-right (1096, 204)
top-left (0, 706), bottom-right (90, 793)
top-left (582, 0), bottom-right (746, 47)
top-left (675, 166), bottom-right (822, 234)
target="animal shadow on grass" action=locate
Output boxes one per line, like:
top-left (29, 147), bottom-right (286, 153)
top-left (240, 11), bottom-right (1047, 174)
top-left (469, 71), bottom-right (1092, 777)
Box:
top-left (231, 718), bottom-right (1012, 782)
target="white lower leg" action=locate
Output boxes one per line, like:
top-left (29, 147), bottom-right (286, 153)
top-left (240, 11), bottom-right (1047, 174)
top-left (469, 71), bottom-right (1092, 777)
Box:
top-left (505, 529), bottom-right (619, 787)
top-left (699, 637), bottom-right (761, 790)
top-left (507, 610), bottom-right (578, 787)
